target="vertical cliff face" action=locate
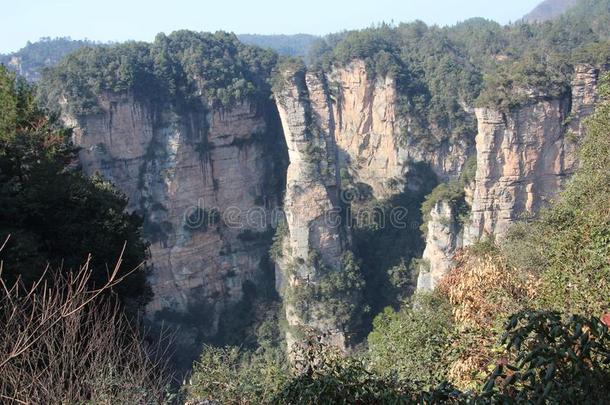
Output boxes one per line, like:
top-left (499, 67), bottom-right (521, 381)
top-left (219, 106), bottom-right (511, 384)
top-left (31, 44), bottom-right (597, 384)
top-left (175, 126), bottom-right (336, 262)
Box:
top-left (274, 61), bottom-right (475, 327)
top-left (329, 60), bottom-right (471, 197)
top-left (464, 65), bottom-right (600, 243)
top-left (416, 65), bottom-right (602, 291)
top-left (329, 61), bottom-right (403, 197)
top-left (274, 68), bottom-right (355, 350)
top-left (64, 92), bottom-right (286, 346)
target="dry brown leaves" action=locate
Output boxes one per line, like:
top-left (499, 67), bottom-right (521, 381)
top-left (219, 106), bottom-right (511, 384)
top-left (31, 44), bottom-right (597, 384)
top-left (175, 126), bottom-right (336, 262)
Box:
top-left (436, 248), bottom-right (541, 389)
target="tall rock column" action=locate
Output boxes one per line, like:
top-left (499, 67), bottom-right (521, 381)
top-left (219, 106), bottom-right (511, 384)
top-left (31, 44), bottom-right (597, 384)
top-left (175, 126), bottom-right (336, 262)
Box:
top-left (417, 65), bottom-right (602, 291)
top-left (464, 66), bottom-right (601, 244)
top-left (274, 67), bottom-right (361, 352)
top-left (416, 200), bottom-right (463, 291)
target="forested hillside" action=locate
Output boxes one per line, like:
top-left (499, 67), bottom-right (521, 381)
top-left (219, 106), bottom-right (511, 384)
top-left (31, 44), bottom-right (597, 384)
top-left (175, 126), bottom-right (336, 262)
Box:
top-left (523, 0), bottom-right (580, 22)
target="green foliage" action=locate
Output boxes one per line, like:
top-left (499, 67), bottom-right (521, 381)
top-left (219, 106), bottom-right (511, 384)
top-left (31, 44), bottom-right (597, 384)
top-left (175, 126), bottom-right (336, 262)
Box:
top-left (269, 219), bottom-right (289, 260)
top-left (386, 259), bottom-right (413, 303)
top-left (284, 251), bottom-right (365, 330)
top-left (237, 227), bottom-right (275, 243)
top-left (481, 311), bottom-right (610, 403)
top-left (0, 65), bottom-right (150, 305)
top-left (476, 51), bottom-right (571, 110)
top-left (38, 31), bottom-right (278, 114)
top-left (419, 180), bottom-right (469, 236)
top-left (184, 311), bottom-right (610, 404)
top-left (187, 345), bottom-right (289, 404)
top-left (367, 293), bottom-right (456, 390)
top-left (353, 163), bottom-right (438, 331)
top-left (270, 56), bottom-right (306, 96)
top-left (272, 336), bottom-right (415, 404)
top-left (572, 40), bottom-right (610, 66)
top-left (306, 1), bottom-right (610, 153)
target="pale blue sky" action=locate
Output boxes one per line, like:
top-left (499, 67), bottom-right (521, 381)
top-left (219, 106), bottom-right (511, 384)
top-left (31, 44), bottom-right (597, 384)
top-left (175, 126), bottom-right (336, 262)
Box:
top-left (2, 0), bottom-right (542, 53)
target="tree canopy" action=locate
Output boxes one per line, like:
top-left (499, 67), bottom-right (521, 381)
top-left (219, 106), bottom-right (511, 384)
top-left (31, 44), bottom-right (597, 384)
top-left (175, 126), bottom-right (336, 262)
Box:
top-left (0, 65), bottom-right (150, 305)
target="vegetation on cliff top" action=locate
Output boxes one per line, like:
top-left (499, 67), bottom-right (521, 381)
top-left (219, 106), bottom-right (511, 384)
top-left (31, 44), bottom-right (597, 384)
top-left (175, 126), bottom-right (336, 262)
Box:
top-left (183, 73), bottom-right (610, 403)
top-left (38, 31), bottom-right (278, 114)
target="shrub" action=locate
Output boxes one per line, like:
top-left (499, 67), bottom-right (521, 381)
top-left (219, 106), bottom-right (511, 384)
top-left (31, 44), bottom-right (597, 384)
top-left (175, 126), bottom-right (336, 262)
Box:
top-left (0, 252), bottom-right (172, 403)
top-left (436, 250), bottom-right (538, 388)
top-left (420, 181), bottom-right (469, 237)
top-left (367, 292), bottom-right (456, 390)
top-left (0, 66), bottom-right (150, 305)
top-left (273, 336), bottom-right (415, 404)
top-left (187, 345), bottom-right (289, 404)
top-left (481, 311), bottom-right (610, 403)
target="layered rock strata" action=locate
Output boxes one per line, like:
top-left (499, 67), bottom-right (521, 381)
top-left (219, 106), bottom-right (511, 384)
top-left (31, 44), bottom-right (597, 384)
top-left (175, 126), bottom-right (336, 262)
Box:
top-left (464, 65), bottom-right (601, 243)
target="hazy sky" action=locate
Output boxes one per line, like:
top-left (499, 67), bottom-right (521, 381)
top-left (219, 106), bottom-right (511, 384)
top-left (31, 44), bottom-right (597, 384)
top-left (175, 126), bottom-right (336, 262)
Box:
top-left (2, 0), bottom-right (542, 53)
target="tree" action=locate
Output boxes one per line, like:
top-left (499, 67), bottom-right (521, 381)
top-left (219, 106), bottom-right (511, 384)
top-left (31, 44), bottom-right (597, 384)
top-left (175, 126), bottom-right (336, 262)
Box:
top-left (0, 65), bottom-right (150, 305)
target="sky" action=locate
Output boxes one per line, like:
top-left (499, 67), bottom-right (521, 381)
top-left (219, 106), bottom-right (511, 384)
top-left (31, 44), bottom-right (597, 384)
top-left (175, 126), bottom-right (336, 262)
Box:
top-left (1, 0), bottom-right (543, 53)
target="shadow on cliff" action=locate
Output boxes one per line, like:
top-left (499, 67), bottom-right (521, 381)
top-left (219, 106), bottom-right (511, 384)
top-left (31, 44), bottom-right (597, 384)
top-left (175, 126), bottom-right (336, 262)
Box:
top-left (350, 162), bottom-right (439, 341)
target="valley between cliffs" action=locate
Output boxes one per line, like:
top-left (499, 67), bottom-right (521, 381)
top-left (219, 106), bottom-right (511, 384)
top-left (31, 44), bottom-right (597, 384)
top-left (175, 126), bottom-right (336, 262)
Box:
top-left (44, 30), bottom-right (605, 359)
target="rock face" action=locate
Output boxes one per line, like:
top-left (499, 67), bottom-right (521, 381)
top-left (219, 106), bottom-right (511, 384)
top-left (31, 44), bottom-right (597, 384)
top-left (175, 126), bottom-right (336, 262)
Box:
top-left (329, 60), bottom-right (471, 197)
top-left (273, 61), bottom-right (477, 339)
top-left (417, 200), bottom-right (462, 291)
top-left (274, 68), bottom-right (352, 350)
top-left (417, 65), bottom-right (602, 291)
top-left (464, 66), bottom-right (600, 243)
top-left (328, 61), bottom-right (403, 196)
top-left (64, 93), bottom-right (286, 343)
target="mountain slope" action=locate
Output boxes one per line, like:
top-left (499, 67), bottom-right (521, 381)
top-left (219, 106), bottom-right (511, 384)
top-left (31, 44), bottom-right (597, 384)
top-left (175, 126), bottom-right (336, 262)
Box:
top-left (0, 37), bottom-right (95, 81)
top-left (522, 0), bottom-right (580, 22)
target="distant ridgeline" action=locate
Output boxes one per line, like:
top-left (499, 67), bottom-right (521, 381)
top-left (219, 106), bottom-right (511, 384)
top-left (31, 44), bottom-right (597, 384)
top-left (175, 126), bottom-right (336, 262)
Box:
top-left (0, 37), bottom-right (97, 81)
top-left (0, 34), bottom-right (318, 83)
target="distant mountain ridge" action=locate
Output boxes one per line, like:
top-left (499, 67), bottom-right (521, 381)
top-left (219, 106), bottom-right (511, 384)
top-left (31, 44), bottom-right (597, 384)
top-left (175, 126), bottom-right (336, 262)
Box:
top-left (237, 33), bottom-right (318, 58)
top-left (0, 34), bottom-right (318, 81)
top-left (522, 0), bottom-right (581, 22)
top-left (0, 37), bottom-right (96, 81)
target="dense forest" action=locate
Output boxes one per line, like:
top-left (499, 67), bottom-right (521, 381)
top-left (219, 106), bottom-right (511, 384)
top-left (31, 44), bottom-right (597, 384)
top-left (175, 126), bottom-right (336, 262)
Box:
top-left (0, 34), bottom-right (318, 82)
top-left (1, 0), bottom-right (610, 403)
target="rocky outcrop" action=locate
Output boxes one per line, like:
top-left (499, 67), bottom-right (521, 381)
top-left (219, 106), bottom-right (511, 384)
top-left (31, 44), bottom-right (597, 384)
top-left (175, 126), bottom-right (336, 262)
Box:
top-left (64, 93), bottom-right (286, 348)
top-left (464, 66), bottom-right (601, 243)
top-left (329, 60), bottom-right (471, 197)
top-left (416, 65), bottom-right (602, 291)
top-left (274, 60), bottom-right (474, 318)
top-left (274, 68), bottom-right (354, 351)
top-left (417, 200), bottom-right (463, 291)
